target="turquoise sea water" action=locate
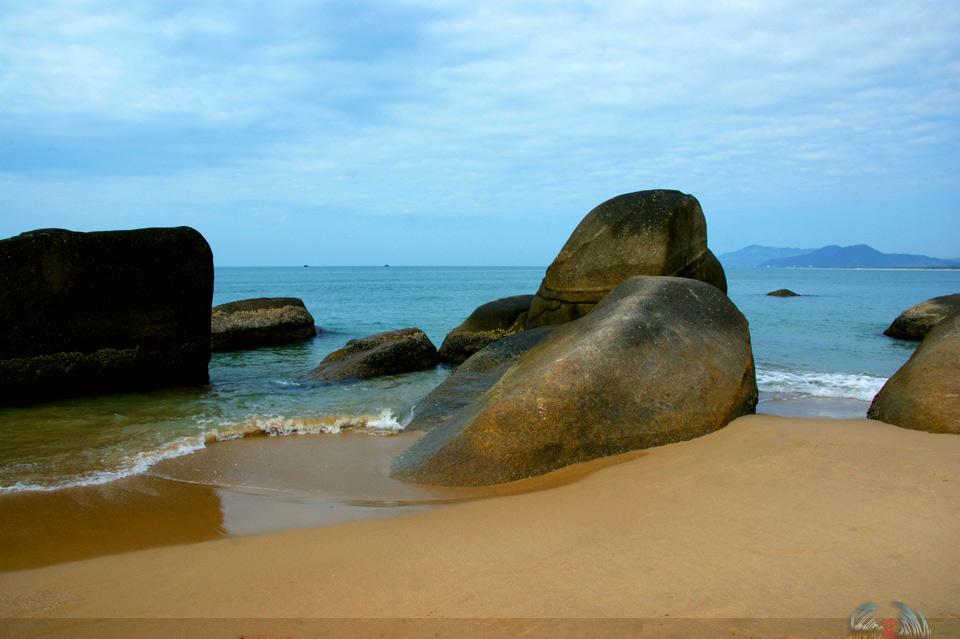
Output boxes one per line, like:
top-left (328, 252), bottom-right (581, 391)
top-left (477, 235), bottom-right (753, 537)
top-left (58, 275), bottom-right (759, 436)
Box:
top-left (0, 266), bottom-right (956, 493)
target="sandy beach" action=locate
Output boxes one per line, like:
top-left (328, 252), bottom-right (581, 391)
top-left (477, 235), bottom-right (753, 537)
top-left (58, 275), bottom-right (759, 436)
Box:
top-left (1, 414), bottom-right (957, 638)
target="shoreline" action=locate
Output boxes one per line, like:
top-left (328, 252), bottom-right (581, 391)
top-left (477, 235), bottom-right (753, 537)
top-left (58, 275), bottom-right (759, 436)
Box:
top-left (0, 398), bottom-right (874, 573)
top-left (1, 414), bottom-right (956, 634)
top-left (0, 428), bottom-right (644, 573)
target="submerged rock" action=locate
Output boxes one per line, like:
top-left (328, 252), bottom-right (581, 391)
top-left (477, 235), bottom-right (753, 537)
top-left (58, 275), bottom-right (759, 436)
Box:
top-left (883, 294), bottom-right (960, 341)
top-left (868, 312), bottom-right (960, 434)
top-left (408, 326), bottom-right (557, 432)
top-left (0, 227), bottom-right (213, 405)
top-left (438, 295), bottom-right (534, 363)
top-left (301, 328), bottom-right (438, 381)
top-left (391, 276), bottom-right (757, 486)
top-left (524, 190), bottom-right (727, 329)
top-left (211, 297), bottom-right (317, 351)
top-left (766, 289), bottom-right (801, 297)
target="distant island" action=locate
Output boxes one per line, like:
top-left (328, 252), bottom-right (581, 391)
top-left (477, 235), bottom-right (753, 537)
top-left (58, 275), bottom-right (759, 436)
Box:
top-left (719, 244), bottom-right (960, 269)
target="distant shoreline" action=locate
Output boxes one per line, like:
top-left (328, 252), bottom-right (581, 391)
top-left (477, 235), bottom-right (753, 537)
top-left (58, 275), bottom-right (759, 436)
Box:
top-left (751, 266), bottom-right (960, 271)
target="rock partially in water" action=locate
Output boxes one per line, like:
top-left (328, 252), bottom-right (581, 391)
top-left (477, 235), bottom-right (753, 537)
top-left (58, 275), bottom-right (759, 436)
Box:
top-left (392, 276), bottom-right (757, 486)
top-left (211, 297), bottom-right (317, 351)
top-left (525, 189), bottom-right (727, 329)
top-left (868, 311), bottom-right (960, 434)
top-left (438, 295), bottom-right (534, 363)
top-left (301, 328), bottom-right (438, 382)
top-left (0, 227), bottom-right (213, 405)
top-left (409, 326), bottom-right (557, 432)
top-left (883, 294), bottom-right (960, 341)
top-left (766, 289), bottom-right (801, 297)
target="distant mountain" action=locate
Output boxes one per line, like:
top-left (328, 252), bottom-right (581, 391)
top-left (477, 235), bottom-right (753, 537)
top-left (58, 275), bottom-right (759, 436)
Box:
top-left (718, 245), bottom-right (816, 268)
top-left (759, 244), bottom-right (956, 268)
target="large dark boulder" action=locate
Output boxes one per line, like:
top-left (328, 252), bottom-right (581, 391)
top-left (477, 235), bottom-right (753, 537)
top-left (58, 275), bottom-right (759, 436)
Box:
top-left (438, 295), bottom-right (534, 363)
top-left (409, 326), bottom-right (557, 432)
top-left (525, 190), bottom-right (727, 329)
top-left (301, 328), bottom-right (438, 382)
top-left (211, 297), bottom-right (317, 351)
top-left (883, 294), bottom-right (960, 341)
top-left (0, 227), bottom-right (213, 405)
top-left (868, 312), bottom-right (960, 434)
top-left (392, 276), bottom-right (757, 486)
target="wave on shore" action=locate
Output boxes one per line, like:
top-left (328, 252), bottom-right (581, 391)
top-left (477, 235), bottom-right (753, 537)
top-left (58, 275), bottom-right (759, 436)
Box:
top-left (2, 368), bottom-right (891, 495)
top-left (757, 369), bottom-right (887, 402)
top-left (0, 410), bottom-right (404, 495)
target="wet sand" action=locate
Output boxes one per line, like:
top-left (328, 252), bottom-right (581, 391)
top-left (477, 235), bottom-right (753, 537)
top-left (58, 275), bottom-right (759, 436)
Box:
top-left (0, 415), bottom-right (958, 638)
top-left (0, 429), bottom-right (639, 572)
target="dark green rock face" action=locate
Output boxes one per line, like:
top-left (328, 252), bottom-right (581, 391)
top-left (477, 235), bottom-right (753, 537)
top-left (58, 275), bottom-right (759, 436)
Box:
top-left (438, 294), bottom-right (534, 363)
top-left (392, 276), bottom-right (757, 487)
top-left (525, 190), bottom-right (727, 328)
top-left (301, 328), bottom-right (438, 381)
top-left (883, 294), bottom-right (960, 341)
top-left (409, 326), bottom-right (557, 432)
top-left (0, 227), bottom-right (213, 405)
top-left (211, 297), bottom-right (317, 351)
top-left (766, 289), bottom-right (801, 297)
top-left (869, 312), bottom-right (960, 434)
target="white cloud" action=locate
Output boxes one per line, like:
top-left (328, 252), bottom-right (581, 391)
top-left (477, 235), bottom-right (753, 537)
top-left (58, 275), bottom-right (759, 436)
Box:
top-left (0, 0), bottom-right (957, 261)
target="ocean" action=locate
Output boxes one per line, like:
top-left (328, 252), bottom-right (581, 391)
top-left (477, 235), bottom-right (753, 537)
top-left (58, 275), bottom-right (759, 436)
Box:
top-left (0, 266), bottom-right (956, 494)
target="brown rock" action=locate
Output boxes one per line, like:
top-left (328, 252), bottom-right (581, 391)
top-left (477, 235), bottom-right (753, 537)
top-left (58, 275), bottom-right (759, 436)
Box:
top-left (301, 328), bottom-right (438, 382)
top-left (883, 294), bottom-right (960, 341)
top-left (391, 276), bottom-right (757, 486)
top-left (211, 297), bottom-right (317, 351)
top-left (437, 295), bottom-right (534, 363)
top-left (868, 312), bottom-right (960, 434)
top-left (525, 189), bottom-right (727, 328)
top-left (766, 289), bottom-right (801, 297)
top-left (408, 326), bottom-right (557, 432)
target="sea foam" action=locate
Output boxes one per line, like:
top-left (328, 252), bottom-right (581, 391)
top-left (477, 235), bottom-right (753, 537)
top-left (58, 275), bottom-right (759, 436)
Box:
top-left (0, 409), bottom-right (404, 494)
top-left (756, 369), bottom-right (887, 402)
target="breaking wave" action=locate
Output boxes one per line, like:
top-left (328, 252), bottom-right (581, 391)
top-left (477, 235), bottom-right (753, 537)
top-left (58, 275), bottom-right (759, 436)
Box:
top-left (0, 409), bottom-right (403, 494)
top-left (757, 369), bottom-right (887, 402)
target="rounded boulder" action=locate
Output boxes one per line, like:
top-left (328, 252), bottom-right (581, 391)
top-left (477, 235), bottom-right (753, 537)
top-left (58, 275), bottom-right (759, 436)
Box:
top-left (301, 328), bottom-right (438, 382)
top-left (525, 190), bottom-right (727, 328)
top-left (392, 276), bottom-right (757, 486)
top-left (883, 294), bottom-right (960, 341)
top-left (868, 312), bottom-right (960, 434)
top-left (438, 295), bottom-right (534, 363)
top-left (211, 297), bottom-right (317, 351)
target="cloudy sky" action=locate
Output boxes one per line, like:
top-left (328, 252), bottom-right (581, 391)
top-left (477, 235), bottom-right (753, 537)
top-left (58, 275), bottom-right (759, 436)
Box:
top-left (1, 1), bottom-right (957, 265)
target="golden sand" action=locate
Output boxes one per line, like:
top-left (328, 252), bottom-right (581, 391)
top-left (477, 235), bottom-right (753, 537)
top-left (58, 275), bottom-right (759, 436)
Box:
top-left (1, 415), bottom-right (957, 638)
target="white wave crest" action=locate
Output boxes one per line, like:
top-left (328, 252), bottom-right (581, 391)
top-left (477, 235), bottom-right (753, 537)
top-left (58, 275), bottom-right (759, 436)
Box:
top-left (0, 409), bottom-right (404, 494)
top-left (0, 435), bottom-right (206, 495)
top-left (208, 409), bottom-right (404, 440)
top-left (757, 369), bottom-right (887, 402)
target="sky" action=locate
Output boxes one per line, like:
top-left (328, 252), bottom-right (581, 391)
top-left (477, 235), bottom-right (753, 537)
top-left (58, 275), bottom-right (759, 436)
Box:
top-left (1, 1), bottom-right (957, 266)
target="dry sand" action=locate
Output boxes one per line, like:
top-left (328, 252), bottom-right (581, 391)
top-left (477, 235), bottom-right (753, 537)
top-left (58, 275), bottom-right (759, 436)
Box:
top-left (1, 414), bottom-right (958, 638)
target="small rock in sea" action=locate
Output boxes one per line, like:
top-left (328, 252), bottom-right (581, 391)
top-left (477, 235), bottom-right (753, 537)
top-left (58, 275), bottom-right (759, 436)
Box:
top-left (438, 294), bottom-right (534, 364)
top-left (883, 293), bottom-right (960, 340)
top-left (211, 297), bottom-right (317, 351)
top-left (301, 328), bottom-right (438, 382)
top-left (868, 311), bottom-right (960, 434)
top-left (766, 289), bottom-right (801, 297)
